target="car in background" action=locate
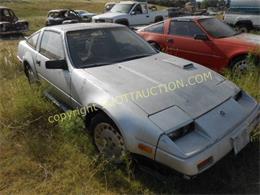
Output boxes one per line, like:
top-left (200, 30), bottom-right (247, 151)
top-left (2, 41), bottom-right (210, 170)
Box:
top-left (167, 7), bottom-right (185, 18)
top-left (17, 23), bottom-right (260, 177)
top-left (75, 10), bottom-right (96, 22)
top-left (138, 16), bottom-right (260, 72)
top-left (207, 7), bottom-right (223, 16)
top-left (46, 9), bottom-right (82, 26)
top-left (0, 6), bottom-right (28, 35)
top-left (224, 0), bottom-right (260, 32)
top-left (93, 1), bottom-right (168, 26)
top-left (104, 2), bottom-right (116, 12)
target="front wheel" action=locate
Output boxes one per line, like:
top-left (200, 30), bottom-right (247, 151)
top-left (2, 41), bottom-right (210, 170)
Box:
top-left (91, 114), bottom-right (126, 163)
top-left (230, 55), bottom-right (248, 72)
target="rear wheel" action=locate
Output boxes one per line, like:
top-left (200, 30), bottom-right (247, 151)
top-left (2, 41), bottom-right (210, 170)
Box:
top-left (90, 113), bottom-right (126, 163)
top-left (24, 64), bottom-right (37, 84)
top-left (235, 23), bottom-right (252, 33)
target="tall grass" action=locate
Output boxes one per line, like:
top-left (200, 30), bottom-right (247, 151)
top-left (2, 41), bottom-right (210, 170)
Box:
top-left (0, 1), bottom-right (259, 194)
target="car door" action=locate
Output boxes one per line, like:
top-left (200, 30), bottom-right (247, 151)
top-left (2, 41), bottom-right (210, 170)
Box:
top-left (35, 30), bottom-right (72, 107)
top-left (165, 20), bottom-right (221, 69)
top-left (129, 4), bottom-right (150, 25)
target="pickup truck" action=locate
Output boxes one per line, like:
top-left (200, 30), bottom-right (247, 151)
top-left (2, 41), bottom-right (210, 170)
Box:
top-left (92, 1), bottom-right (168, 26)
top-left (224, 0), bottom-right (260, 32)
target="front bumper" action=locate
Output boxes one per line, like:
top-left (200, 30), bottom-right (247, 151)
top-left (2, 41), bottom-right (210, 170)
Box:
top-left (155, 104), bottom-right (260, 176)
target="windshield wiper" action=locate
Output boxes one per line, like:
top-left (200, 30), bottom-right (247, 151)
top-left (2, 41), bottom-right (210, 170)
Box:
top-left (114, 54), bottom-right (153, 63)
top-left (80, 62), bottom-right (111, 68)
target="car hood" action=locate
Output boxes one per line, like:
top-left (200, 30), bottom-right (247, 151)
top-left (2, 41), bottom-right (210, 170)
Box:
top-left (221, 33), bottom-right (260, 46)
top-left (93, 12), bottom-right (126, 19)
top-left (84, 53), bottom-right (239, 118)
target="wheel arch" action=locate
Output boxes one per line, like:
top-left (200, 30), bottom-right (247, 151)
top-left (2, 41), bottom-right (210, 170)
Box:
top-left (235, 20), bottom-right (253, 29)
top-left (154, 15), bottom-right (163, 23)
top-left (228, 52), bottom-right (249, 67)
top-left (114, 18), bottom-right (129, 26)
top-left (84, 103), bottom-right (125, 138)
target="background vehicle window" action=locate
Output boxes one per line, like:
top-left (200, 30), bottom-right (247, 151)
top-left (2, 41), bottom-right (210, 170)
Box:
top-left (227, 8), bottom-right (260, 15)
top-left (27, 32), bottom-right (39, 49)
top-left (3, 9), bottom-right (11, 17)
top-left (133, 4), bottom-right (143, 14)
top-left (141, 4), bottom-right (148, 14)
top-left (40, 31), bottom-right (64, 60)
top-left (144, 22), bottom-right (164, 34)
top-left (169, 21), bottom-right (205, 37)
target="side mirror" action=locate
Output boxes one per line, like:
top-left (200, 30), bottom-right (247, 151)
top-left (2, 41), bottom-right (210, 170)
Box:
top-left (131, 11), bottom-right (136, 15)
top-left (46, 59), bottom-right (68, 70)
top-left (194, 34), bottom-right (209, 41)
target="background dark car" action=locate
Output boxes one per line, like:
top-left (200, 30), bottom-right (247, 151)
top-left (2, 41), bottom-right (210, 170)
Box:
top-left (0, 6), bottom-right (28, 35)
top-left (46, 9), bottom-right (82, 26)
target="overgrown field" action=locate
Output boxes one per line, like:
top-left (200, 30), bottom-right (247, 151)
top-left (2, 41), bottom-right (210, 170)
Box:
top-left (0, 0), bottom-right (259, 194)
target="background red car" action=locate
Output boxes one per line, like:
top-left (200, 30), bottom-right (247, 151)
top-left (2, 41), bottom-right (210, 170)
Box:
top-left (138, 16), bottom-right (260, 71)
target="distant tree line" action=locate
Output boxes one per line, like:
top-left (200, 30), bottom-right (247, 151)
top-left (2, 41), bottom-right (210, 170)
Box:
top-left (147, 0), bottom-right (190, 7)
top-left (148, 0), bottom-right (227, 8)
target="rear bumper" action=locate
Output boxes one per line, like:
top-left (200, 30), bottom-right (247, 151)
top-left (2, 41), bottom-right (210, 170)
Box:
top-left (155, 104), bottom-right (260, 176)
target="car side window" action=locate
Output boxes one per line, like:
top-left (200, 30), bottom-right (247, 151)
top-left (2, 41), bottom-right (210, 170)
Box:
top-left (3, 9), bottom-right (11, 17)
top-left (40, 31), bottom-right (64, 60)
top-left (144, 22), bottom-right (164, 34)
top-left (169, 21), bottom-right (205, 37)
top-left (133, 4), bottom-right (143, 14)
top-left (27, 32), bottom-right (40, 49)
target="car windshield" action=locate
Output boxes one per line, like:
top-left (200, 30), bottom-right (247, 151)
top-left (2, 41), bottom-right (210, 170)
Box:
top-left (110, 4), bottom-right (134, 13)
top-left (199, 18), bottom-right (238, 38)
top-left (48, 11), bottom-right (66, 18)
top-left (66, 27), bottom-right (157, 68)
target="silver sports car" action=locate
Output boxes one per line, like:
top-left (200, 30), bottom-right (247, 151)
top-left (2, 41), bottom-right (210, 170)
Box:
top-left (17, 23), bottom-right (260, 177)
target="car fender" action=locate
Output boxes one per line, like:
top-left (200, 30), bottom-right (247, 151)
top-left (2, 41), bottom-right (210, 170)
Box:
top-left (92, 101), bottom-right (162, 159)
top-left (228, 50), bottom-right (249, 65)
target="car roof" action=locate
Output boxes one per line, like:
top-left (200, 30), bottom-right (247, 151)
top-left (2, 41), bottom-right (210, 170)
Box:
top-left (43, 23), bottom-right (123, 33)
top-left (48, 9), bottom-right (69, 13)
top-left (171, 16), bottom-right (213, 21)
top-left (119, 1), bottom-right (136, 5)
top-left (0, 6), bottom-right (9, 9)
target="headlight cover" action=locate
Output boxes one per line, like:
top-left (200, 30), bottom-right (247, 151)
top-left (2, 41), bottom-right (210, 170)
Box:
top-left (168, 122), bottom-right (195, 141)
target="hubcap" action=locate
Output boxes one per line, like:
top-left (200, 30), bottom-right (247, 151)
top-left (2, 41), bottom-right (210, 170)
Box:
top-left (233, 59), bottom-right (248, 72)
top-left (94, 122), bottom-right (125, 162)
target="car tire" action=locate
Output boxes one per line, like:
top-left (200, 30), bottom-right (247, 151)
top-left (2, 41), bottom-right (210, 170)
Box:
top-left (230, 55), bottom-right (248, 72)
top-left (24, 63), bottom-right (38, 84)
top-left (154, 16), bottom-right (163, 23)
top-left (235, 23), bottom-right (252, 33)
top-left (90, 113), bottom-right (126, 163)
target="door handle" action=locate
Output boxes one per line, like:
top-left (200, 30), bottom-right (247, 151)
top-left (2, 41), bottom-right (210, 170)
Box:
top-left (167, 39), bottom-right (174, 44)
top-left (36, 60), bottom-right (41, 66)
top-left (146, 15), bottom-right (149, 18)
